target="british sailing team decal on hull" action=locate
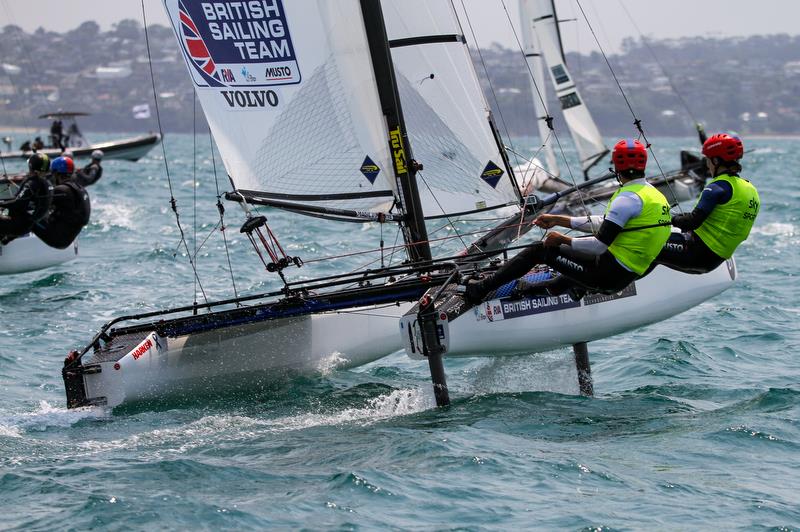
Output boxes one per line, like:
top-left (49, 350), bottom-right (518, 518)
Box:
top-left (168, 0), bottom-right (301, 109)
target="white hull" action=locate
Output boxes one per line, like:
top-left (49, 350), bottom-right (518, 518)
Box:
top-left (0, 133), bottom-right (161, 163)
top-left (403, 260), bottom-right (736, 359)
top-left (0, 234), bottom-right (78, 275)
top-left (79, 302), bottom-right (412, 408)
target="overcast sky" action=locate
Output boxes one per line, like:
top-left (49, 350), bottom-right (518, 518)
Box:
top-left (1, 0), bottom-right (797, 54)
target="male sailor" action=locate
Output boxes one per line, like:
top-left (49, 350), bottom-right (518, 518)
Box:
top-left (650, 133), bottom-right (759, 273)
top-left (463, 139), bottom-right (671, 303)
top-left (74, 150), bottom-right (104, 187)
top-left (33, 156), bottom-right (91, 249)
top-left (0, 153), bottom-right (54, 245)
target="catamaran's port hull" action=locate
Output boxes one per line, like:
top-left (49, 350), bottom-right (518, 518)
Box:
top-left (402, 260), bottom-right (736, 359)
top-left (0, 133), bottom-right (161, 163)
top-left (0, 234), bottom-right (78, 275)
top-left (73, 303), bottom-right (411, 409)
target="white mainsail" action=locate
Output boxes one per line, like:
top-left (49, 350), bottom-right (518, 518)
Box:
top-left (164, 0), bottom-right (398, 213)
top-left (522, 0), bottom-right (607, 176)
top-left (382, 0), bottom-right (520, 218)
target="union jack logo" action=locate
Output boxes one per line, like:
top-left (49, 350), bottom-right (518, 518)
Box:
top-left (178, 0), bottom-right (221, 84)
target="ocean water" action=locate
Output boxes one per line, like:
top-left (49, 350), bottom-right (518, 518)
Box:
top-left (1, 133), bottom-right (798, 530)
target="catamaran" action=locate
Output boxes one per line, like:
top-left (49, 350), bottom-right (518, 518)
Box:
top-left (62, 0), bottom-right (734, 410)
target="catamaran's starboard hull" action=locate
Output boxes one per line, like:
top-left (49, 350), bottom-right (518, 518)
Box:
top-left (0, 234), bottom-right (78, 275)
top-left (401, 260), bottom-right (736, 359)
top-left (0, 133), bottom-right (161, 162)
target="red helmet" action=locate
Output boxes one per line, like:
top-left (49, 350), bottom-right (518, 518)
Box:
top-left (702, 133), bottom-right (743, 162)
top-left (611, 138), bottom-right (647, 172)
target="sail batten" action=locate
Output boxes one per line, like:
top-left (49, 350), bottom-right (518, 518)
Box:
top-left (381, 0), bottom-right (520, 218)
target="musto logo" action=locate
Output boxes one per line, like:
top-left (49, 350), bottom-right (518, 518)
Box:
top-left (174, 0), bottom-right (301, 99)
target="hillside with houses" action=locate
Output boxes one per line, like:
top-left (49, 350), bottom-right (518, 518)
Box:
top-left (1, 21), bottom-right (798, 137)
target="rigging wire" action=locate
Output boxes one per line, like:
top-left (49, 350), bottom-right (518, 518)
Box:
top-left (141, 0), bottom-right (209, 304)
top-left (573, 0), bottom-right (684, 214)
top-left (417, 170), bottom-right (470, 252)
top-left (498, 0), bottom-right (592, 223)
top-left (616, 0), bottom-right (700, 127)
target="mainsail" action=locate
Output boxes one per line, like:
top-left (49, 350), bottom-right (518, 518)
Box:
top-left (521, 0), bottom-right (608, 177)
top-left (382, 0), bottom-right (520, 218)
top-left (164, 0), bottom-right (399, 215)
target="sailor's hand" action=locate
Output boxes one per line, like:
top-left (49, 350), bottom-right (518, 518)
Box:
top-left (543, 231), bottom-right (571, 247)
top-left (534, 214), bottom-right (559, 229)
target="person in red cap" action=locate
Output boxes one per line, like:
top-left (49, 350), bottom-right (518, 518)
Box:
top-left (651, 133), bottom-right (759, 273)
top-left (463, 139), bottom-right (672, 303)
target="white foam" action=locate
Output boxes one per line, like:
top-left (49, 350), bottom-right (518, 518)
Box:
top-left (0, 400), bottom-right (107, 434)
top-left (316, 351), bottom-right (349, 376)
top-left (91, 201), bottom-right (138, 232)
top-left (751, 222), bottom-right (795, 237)
top-left (265, 388), bottom-right (433, 433)
top-left (467, 351), bottom-right (580, 396)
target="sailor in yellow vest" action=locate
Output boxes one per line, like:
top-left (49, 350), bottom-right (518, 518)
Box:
top-left (463, 139), bottom-right (671, 303)
top-left (652, 133), bottom-right (759, 273)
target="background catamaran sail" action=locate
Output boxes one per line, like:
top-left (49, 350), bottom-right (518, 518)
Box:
top-left (521, 0), bottom-right (608, 177)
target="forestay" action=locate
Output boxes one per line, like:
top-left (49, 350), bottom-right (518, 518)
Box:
top-left (523, 0), bottom-right (607, 176)
top-left (164, 0), bottom-right (399, 213)
top-left (382, 0), bottom-right (520, 218)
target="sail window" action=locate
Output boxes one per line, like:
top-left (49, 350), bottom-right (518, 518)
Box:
top-left (559, 92), bottom-right (582, 110)
top-left (551, 64), bottom-right (570, 85)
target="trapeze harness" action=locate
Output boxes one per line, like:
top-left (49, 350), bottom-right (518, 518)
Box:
top-left (653, 174), bottom-right (759, 274)
top-left (0, 174), bottom-right (53, 244)
top-left (467, 182), bottom-right (671, 301)
top-left (33, 181), bottom-right (91, 249)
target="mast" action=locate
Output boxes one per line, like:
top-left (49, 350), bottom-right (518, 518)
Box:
top-left (360, 0), bottom-right (431, 263)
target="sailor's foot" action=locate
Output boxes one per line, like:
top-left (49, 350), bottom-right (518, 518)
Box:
top-left (455, 278), bottom-right (489, 305)
top-left (511, 278), bottom-right (550, 299)
top-left (566, 286), bottom-right (588, 301)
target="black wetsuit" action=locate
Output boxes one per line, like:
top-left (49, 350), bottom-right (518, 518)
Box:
top-left (0, 175), bottom-right (54, 244)
top-left (32, 181), bottom-right (91, 249)
top-left (481, 240), bottom-right (637, 297)
top-left (75, 162), bottom-right (103, 187)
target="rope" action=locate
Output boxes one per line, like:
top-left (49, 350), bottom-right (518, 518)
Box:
top-left (573, 0), bottom-right (684, 214)
top-left (616, 0), bottom-right (700, 127)
top-left (208, 127), bottom-right (240, 302)
top-left (141, 0), bottom-right (208, 304)
top-left (302, 220), bottom-right (534, 266)
top-left (499, 0), bottom-right (591, 224)
top-left (417, 170), bottom-right (470, 252)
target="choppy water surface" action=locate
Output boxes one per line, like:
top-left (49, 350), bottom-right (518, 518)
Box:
top-left (1, 134), bottom-right (798, 529)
